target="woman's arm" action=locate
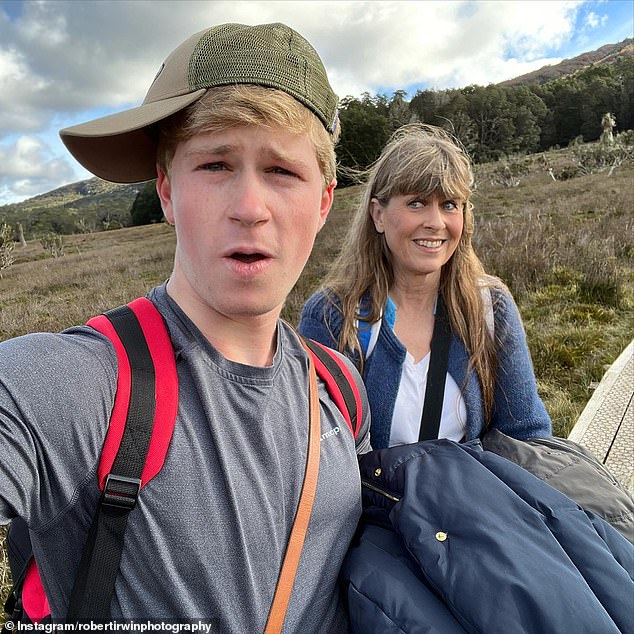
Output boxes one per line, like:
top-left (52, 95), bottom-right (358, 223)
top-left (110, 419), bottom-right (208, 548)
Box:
top-left (490, 287), bottom-right (552, 439)
top-left (298, 290), bottom-right (342, 350)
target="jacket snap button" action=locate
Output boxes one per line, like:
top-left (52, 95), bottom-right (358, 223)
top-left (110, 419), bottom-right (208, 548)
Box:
top-left (374, 468), bottom-right (382, 477)
top-left (435, 531), bottom-right (448, 542)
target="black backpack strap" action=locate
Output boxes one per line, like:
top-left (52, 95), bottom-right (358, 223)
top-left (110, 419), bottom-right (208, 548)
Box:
top-left (66, 304), bottom-right (157, 622)
top-left (3, 555), bottom-right (30, 626)
top-left (418, 294), bottom-right (452, 442)
top-left (303, 338), bottom-right (361, 439)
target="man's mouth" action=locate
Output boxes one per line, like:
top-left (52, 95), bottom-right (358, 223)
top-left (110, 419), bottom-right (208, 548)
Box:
top-left (230, 252), bottom-right (267, 263)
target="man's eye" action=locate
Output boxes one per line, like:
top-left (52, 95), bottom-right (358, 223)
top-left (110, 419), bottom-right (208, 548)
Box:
top-left (198, 162), bottom-right (226, 171)
top-left (270, 166), bottom-right (297, 177)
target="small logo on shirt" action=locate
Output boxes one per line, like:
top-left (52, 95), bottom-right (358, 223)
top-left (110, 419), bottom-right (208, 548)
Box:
top-left (321, 426), bottom-right (340, 442)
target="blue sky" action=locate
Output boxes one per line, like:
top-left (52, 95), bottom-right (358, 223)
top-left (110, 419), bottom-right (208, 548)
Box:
top-left (0, 0), bottom-right (632, 205)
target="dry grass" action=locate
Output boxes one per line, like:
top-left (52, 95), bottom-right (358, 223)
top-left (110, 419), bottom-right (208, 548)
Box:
top-left (1, 224), bottom-right (176, 340)
top-left (1, 151), bottom-right (632, 617)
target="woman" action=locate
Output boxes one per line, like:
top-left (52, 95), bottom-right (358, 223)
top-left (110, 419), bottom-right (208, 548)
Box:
top-left (297, 124), bottom-right (634, 634)
top-left (299, 123), bottom-right (552, 446)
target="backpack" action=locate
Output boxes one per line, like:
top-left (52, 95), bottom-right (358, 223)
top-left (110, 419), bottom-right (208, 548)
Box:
top-left (3, 297), bottom-right (363, 626)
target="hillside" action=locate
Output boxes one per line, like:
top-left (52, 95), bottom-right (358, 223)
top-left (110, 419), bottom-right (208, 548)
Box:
top-left (500, 37), bottom-right (633, 86)
top-left (0, 178), bottom-right (144, 236)
top-left (1, 144), bottom-right (632, 438)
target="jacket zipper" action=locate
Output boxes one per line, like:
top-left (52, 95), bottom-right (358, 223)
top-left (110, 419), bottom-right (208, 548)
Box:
top-left (362, 480), bottom-right (401, 502)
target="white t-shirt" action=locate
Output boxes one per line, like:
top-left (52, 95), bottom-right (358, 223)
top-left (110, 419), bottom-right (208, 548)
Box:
top-left (366, 320), bottom-right (466, 446)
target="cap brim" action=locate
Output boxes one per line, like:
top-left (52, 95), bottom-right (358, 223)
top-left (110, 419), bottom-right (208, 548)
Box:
top-left (59, 89), bottom-right (206, 183)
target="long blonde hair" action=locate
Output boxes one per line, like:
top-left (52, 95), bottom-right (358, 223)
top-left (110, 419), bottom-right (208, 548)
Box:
top-left (325, 123), bottom-right (500, 423)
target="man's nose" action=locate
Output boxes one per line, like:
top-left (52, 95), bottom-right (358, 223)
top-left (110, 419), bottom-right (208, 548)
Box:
top-left (230, 174), bottom-right (271, 226)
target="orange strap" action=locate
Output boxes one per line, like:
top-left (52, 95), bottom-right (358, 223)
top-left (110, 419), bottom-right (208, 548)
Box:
top-left (263, 345), bottom-right (321, 634)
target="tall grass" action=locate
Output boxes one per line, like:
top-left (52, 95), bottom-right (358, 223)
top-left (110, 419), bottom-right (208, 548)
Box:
top-left (0, 150), bottom-right (632, 616)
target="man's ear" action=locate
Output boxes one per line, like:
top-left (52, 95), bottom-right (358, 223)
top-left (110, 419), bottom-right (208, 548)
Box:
top-left (156, 165), bottom-right (174, 225)
top-left (318, 179), bottom-right (336, 230)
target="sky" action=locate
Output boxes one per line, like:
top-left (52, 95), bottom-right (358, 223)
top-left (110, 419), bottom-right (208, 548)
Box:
top-left (0, 0), bottom-right (632, 205)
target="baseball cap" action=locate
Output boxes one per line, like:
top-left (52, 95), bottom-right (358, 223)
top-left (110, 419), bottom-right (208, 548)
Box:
top-left (59, 23), bottom-right (339, 183)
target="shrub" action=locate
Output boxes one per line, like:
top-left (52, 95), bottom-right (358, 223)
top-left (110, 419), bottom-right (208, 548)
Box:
top-left (488, 161), bottom-right (530, 187)
top-left (571, 142), bottom-right (633, 176)
top-left (0, 224), bottom-right (16, 277)
top-left (130, 180), bottom-right (164, 226)
top-left (615, 130), bottom-right (634, 147)
top-left (40, 232), bottom-right (65, 258)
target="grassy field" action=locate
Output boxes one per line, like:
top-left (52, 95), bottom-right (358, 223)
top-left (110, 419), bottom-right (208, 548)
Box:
top-left (1, 148), bottom-right (633, 615)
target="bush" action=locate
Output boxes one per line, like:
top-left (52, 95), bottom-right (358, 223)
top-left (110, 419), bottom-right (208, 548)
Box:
top-left (40, 232), bottom-right (65, 257)
top-left (489, 161), bottom-right (530, 187)
top-left (0, 224), bottom-right (15, 277)
top-left (130, 180), bottom-right (164, 226)
top-left (572, 142), bottom-right (633, 176)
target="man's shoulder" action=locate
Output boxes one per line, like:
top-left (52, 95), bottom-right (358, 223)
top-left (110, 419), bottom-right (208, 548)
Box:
top-left (281, 321), bottom-right (371, 453)
top-left (0, 327), bottom-right (117, 398)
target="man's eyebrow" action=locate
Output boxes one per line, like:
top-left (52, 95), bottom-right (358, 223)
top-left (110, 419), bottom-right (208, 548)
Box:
top-left (266, 147), bottom-right (312, 171)
top-left (184, 144), bottom-right (312, 171)
top-left (184, 144), bottom-right (234, 157)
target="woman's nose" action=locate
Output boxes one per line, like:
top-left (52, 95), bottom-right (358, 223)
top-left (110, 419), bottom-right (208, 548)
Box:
top-left (422, 200), bottom-right (445, 228)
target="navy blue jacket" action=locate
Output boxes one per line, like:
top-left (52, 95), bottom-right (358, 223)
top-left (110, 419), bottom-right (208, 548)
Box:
top-left (341, 441), bottom-right (634, 633)
top-left (299, 286), bottom-right (552, 447)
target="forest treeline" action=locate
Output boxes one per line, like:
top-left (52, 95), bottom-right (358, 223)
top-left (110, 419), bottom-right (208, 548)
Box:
top-left (335, 54), bottom-right (634, 184)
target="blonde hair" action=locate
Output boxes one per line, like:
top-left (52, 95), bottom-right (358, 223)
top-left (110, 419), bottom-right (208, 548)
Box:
top-left (156, 84), bottom-right (340, 186)
top-left (325, 123), bottom-right (500, 423)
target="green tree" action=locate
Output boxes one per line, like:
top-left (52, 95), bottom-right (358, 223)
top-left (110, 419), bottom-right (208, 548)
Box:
top-left (615, 56), bottom-right (634, 132)
top-left (388, 90), bottom-right (412, 131)
top-left (336, 97), bottom-right (390, 184)
top-left (507, 86), bottom-right (548, 153)
top-left (130, 180), bottom-right (164, 226)
top-left (466, 85), bottom-right (515, 161)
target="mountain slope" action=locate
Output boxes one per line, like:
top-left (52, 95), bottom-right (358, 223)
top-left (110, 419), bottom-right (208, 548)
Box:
top-left (500, 38), bottom-right (633, 87)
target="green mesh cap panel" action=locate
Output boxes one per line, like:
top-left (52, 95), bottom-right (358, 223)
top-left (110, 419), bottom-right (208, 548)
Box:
top-left (187, 23), bottom-right (339, 132)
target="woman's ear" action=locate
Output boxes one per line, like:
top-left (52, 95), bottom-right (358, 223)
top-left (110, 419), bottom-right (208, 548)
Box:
top-left (370, 198), bottom-right (385, 234)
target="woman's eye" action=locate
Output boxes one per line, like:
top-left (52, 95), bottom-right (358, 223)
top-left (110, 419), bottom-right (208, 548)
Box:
top-left (442, 200), bottom-right (462, 213)
top-left (408, 199), bottom-right (424, 209)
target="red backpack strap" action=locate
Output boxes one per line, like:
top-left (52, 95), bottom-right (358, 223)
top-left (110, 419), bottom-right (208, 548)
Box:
top-left (21, 560), bottom-right (50, 623)
top-left (87, 297), bottom-right (178, 490)
top-left (66, 298), bottom-right (178, 622)
top-left (303, 339), bottom-right (362, 439)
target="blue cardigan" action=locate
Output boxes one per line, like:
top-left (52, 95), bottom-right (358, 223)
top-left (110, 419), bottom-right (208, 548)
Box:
top-left (298, 287), bottom-right (551, 447)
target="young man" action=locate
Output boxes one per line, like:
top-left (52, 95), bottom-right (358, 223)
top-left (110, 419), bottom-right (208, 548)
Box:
top-left (0, 23), bottom-right (370, 631)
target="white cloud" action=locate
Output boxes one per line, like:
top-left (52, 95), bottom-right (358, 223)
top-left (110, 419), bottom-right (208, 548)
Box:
top-left (0, 1), bottom-right (587, 112)
top-left (584, 10), bottom-right (608, 29)
top-left (0, 135), bottom-right (76, 202)
top-left (0, 0), bottom-right (624, 203)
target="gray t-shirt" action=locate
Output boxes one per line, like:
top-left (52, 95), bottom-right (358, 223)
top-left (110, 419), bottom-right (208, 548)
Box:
top-left (0, 284), bottom-right (371, 632)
